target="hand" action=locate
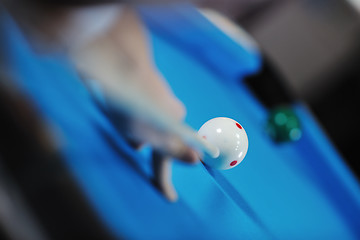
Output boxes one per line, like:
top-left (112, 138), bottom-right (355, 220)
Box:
top-left (68, 6), bottom-right (200, 201)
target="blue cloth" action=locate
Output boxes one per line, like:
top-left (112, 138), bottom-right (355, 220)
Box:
top-left (148, 26), bottom-right (360, 239)
top-left (138, 4), bottom-right (261, 80)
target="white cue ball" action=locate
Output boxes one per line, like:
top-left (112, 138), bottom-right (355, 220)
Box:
top-left (198, 117), bottom-right (249, 170)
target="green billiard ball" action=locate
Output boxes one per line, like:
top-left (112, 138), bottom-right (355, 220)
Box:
top-left (266, 106), bottom-right (302, 143)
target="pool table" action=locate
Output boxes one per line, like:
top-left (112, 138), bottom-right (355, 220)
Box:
top-left (2, 4), bottom-right (360, 240)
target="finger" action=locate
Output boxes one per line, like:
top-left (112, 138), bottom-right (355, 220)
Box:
top-left (152, 151), bottom-right (177, 202)
top-left (128, 119), bottom-right (200, 164)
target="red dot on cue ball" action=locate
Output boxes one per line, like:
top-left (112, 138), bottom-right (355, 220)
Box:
top-left (230, 160), bottom-right (237, 166)
top-left (236, 123), bottom-right (242, 129)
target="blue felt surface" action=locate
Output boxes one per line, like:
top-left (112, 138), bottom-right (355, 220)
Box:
top-left (142, 5), bottom-right (360, 239)
top-left (138, 3), bottom-right (261, 80)
top-left (147, 29), bottom-right (360, 239)
top-left (2, 4), bottom-right (360, 239)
